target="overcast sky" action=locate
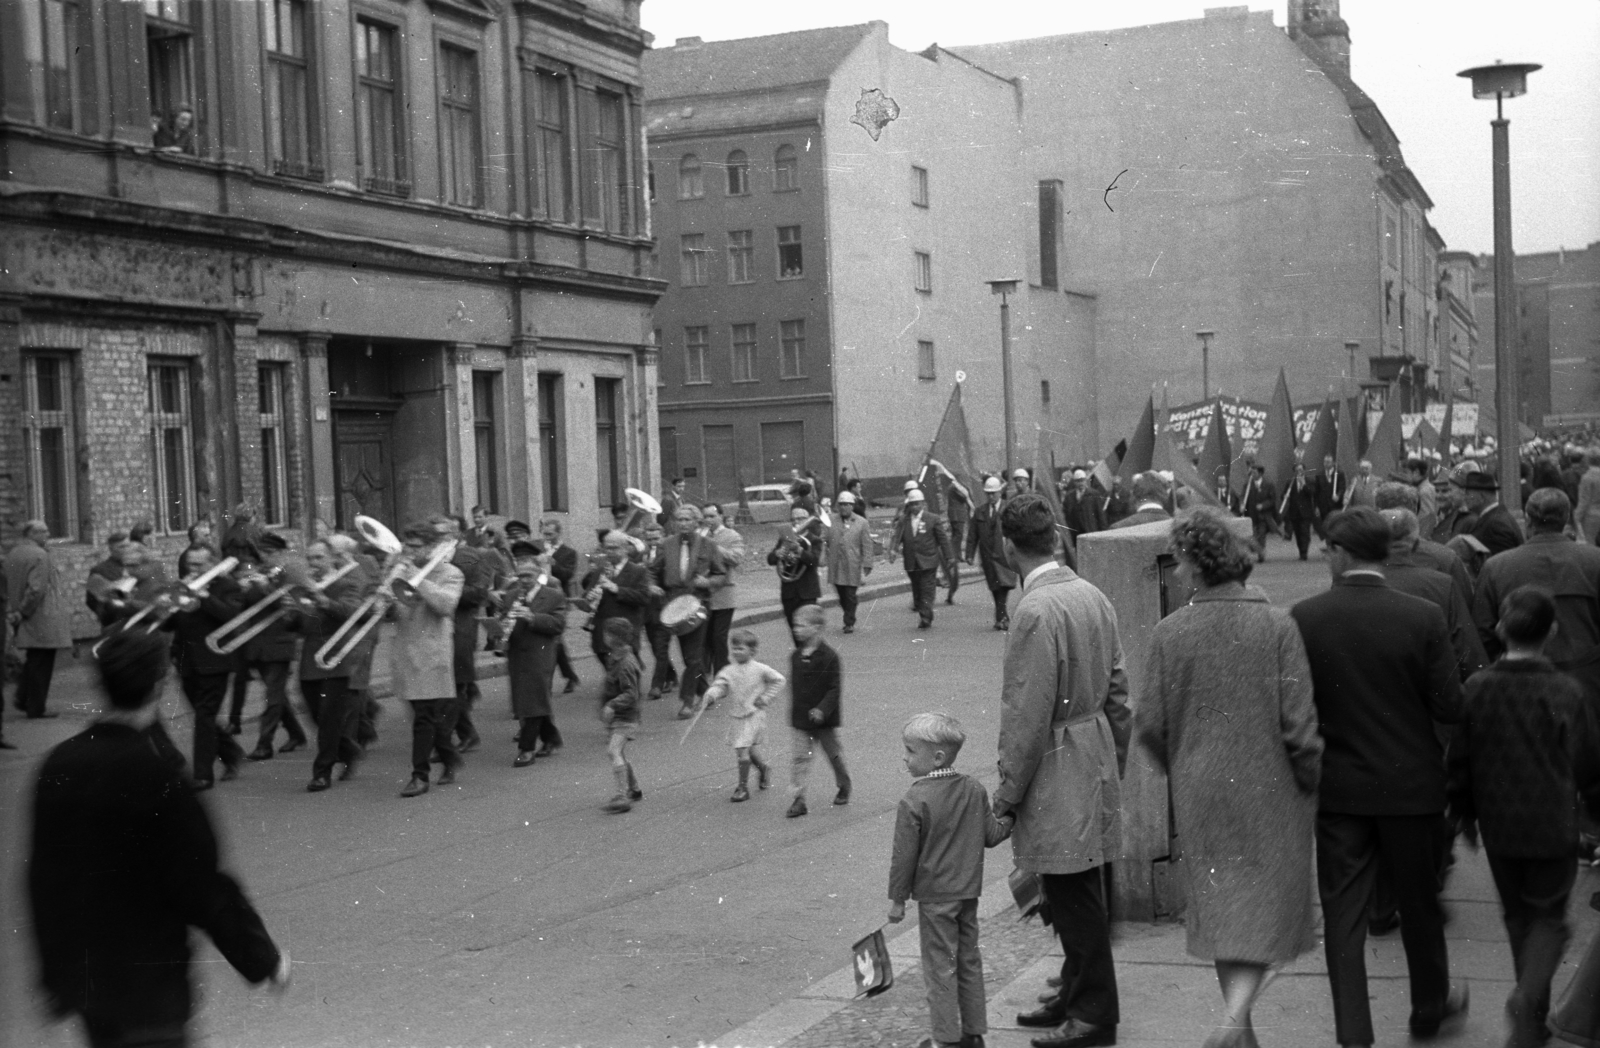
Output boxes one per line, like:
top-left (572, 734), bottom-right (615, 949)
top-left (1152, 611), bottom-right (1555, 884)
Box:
top-left (640, 0), bottom-right (1600, 257)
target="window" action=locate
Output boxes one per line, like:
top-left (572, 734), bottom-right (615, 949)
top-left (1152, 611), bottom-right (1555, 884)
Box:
top-left (42, 0), bottom-right (92, 132)
top-left (727, 230), bottom-right (753, 284)
top-left (22, 354), bottom-right (78, 539)
top-left (678, 153), bottom-right (703, 199)
top-left (726, 150), bottom-right (749, 195)
top-left (528, 68), bottom-right (571, 220)
top-left (472, 371), bottom-right (500, 513)
top-left (684, 326), bottom-right (709, 384)
top-left (679, 233), bottom-right (708, 286)
top-left (144, 0), bottom-right (194, 152)
top-left (777, 225), bottom-right (803, 279)
top-left (774, 143), bottom-right (798, 191)
top-left (912, 165), bottom-right (929, 208)
top-left (586, 88), bottom-right (626, 232)
top-left (595, 378), bottom-right (621, 508)
top-left (538, 373), bottom-right (564, 511)
top-left (914, 251), bottom-right (932, 293)
top-left (148, 359), bottom-right (196, 535)
top-left (1038, 179), bottom-right (1062, 290)
top-left (258, 365), bottom-right (289, 526)
top-left (646, 160), bottom-right (656, 201)
top-left (265, 0), bottom-right (319, 178)
top-left (438, 43), bottom-right (481, 207)
top-left (732, 323), bottom-right (757, 382)
top-left (1384, 215), bottom-right (1398, 268)
top-left (355, 19), bottom-right (406, 195)
top-left (917, 340), bottom-right (935, 381)
top-left (780, 319), bottom-right (805, 378)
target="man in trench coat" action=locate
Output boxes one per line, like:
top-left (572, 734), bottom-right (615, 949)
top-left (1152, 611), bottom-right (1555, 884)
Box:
top-left (994, 494), bottom-right (1131, 1048)
top-left (6, 519), bottom-right (73, 719)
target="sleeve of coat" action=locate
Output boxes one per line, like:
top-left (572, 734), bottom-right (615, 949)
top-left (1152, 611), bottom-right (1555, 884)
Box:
top-left (1422, 605), bottom-right (1464, 724)
top-left (611, 564), bottom-right (651, 609)
top-left (414, 565), bottom-right (463, 618)
top-left (1276, 614), bottom-right (1323, 794)
top-left (722, 531), bottom-right (746, 573)
top-left (994, 609), bottom-right (1058, 814)
top-left (699, 542), bottom-right (729, 593)
top-left (887, 796), bottom-right (922, 903)
top-left (524, 589), bottom-right (567, 635)
top-left (20, 552), bottom-right (49, 618)
top-left (1103, 636), bottom-right (1132, 776)
top-left (856, 520), bottom-right (874, 570)
top-left (1471, 568), bottom-right (1503, 662)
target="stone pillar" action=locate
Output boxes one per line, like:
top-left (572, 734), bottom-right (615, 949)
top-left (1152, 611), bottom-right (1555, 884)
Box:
top-left (506, 336), bottom-right (541, 520)
top-left (445, 343), bottom-right (475, 515)
top-left (0, 297), bottom-right (24, 542)
top-left (301, 334), bottom-right (336, 534)
top-left (634, 341), bottom-right (660, 493)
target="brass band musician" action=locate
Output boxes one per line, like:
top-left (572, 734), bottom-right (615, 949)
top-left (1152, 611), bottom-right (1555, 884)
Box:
top-left (287, 540), bottom-right (370, 792)
top-left (499, 541), bottom-right (569, 767)
top-left (768, 504), bottom-right (821, 631)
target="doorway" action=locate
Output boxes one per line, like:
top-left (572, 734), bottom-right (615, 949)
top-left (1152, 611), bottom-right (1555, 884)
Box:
top-left (332, 410), bottom-right (395, 528)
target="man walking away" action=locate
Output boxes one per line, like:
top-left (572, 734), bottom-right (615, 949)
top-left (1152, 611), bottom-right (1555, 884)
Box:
top-left (5, 520), bottom-right (71, 719)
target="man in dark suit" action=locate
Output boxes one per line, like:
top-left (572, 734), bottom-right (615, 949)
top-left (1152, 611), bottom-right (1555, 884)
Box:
top-left (1280, 463), bottom-right (1319, 560)
top-left (1290, 508), bottom-right (1467, 1046)
top-left (767, 504), bottom-right (821, 630)
top-left (1060, 469), bottom-right (1108, 553)
top-left (1109, 471), bottom-right (1173, 530)
top-left (165, 547), bottom-right (249, 789)
top-left (1239, 464), bottom-right (1280, 562)
top-left (966, 476), bottom-right (1017, 631)
top-left (1375, 483), bottom-right (1475, 610)
top-left (650, 505), bottom-right (727, 718)
top-left (889, 488), bottom-right (953, 629)
top-left (1461, 471), bottom-right (1525, 560)
top-left (540, 518), bottom-right (581, 692)
top-left (1312, 453), bottom-right (1347, 533)
top-left (1381, 509), bottom-right (1488, 682)
top-left (581, 530), bottom-right (652, 661)
top-left (239, 534), bottom-right (308, 761)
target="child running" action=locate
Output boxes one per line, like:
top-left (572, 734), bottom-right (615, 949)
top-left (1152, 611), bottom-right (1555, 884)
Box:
top-left (702, 627), bottom-right (786, 802)
top-left (888, 712), bottom-right (1011, 1048)
top-left (598, 617), bottom-right (644, 814)
top-left (787, 604), bottom-right (850, 818)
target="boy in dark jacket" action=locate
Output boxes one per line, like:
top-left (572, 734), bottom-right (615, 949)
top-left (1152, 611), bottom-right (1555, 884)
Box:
top-left (786, 604), bottom-right (850, 818)
top-left (1448, 585), bottom-right (1600, 1047)
top-left (599, 617), bottom-right (644, 814)
top-left (888, 712), bottom-right (1011, 1048)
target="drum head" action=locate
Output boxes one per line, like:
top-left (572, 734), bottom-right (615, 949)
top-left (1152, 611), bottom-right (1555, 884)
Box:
top-left (660, 594), bottom-right (706, 635)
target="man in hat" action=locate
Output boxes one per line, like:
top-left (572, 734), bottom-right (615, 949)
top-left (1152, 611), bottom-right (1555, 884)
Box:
top-left (889, 488), bottom-right (953, 630)
top-left (1060, 469), bottom-right (1107, 553)
top-left (1462, 471), bottom-right (1525, 560)
top-left (966, 476), bottom-right (1017, 631)
top-left (1005, 468), bottom-right (1032, 502)
top-left (824, 491), bottom-right (873, 633)
top-left (1432, 463), bottom-right (1483, 545)
top-left (1290, 508), bottom-right (1466, 1046)
top-left (1110, 472), bottom-right (1172, 530)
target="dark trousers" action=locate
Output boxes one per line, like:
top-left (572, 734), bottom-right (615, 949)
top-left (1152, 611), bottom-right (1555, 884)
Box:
top-left (834, 585), bottom-right (859, 628)
top-left (83, 1014), bottom-right (188, 1048)
top-left (251, 661), bottom-right (303, 750)
top-left (409, 698), bottom-right (458, 780)
top-left (1040, 867), bottom-right (1120, 1027)
top-left (1317, 811), bottom-right (1450, 1046)
top-left (708, 608), bottom-right (735, 672)
top-left (356, 692), bottom-right (379, 745)
top-left (181, 671), bottom-right (243, 782)
top-left (1250, 515), bottom-right (1273, 558)
top-left (1286, 516), bottom-right (1313, 559)
top-left (1488, 852), bottom-right (1576, 1026)
top-left (227, 653), bottom-right (251, 726)
top-left (304, 677), bottom-right (359, 778)
top-left (991, 588), bottom-right (1012, 625)
top-left (645, 619), bottom-right (676, 694)
top-left (909, 568), bottom-right (938, 626)
top-left (675, 619), bottom-right (710, 707)
top-left (781, 593), bottom-right (809, 631)
top-left (16, 647), bottom-right (58, 716)
top-left (453, 680), bottom-right (480, 744)
top-left (518, 715), bottom-right (564, 753)
top-left (554, 639), bottom-right (577, 683)
top-left (945, 558), bottom-right (960, 600)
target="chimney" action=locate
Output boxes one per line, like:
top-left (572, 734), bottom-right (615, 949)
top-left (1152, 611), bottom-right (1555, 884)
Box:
top-left (1287, 0), bottom-right (1351, 77)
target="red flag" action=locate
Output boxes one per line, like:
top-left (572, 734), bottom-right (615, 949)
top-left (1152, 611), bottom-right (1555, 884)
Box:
top-left (921, 383), bottom-right (978, 512)
top-left (1197, 400), bottom-right (1231, 494)
top-left (1258, 369), bottom-right (1297, 491)
top-left (1155, 424), bottom-right (1222, 510)
top-left (1302, 397), bottom-right (1337, 472)
top-left (1366, 386), bottom-right (1404, 478)
top-left (1118, 396), bottom-right (1156, 482)
top-left (1336, 397), bottom-right (1361, 477)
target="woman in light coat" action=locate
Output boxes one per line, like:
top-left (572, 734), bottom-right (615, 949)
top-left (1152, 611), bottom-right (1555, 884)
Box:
top-left (1138, 507), bottom-right (1322, 1047)
top-left (824, 492), bottom-right (874, 632)
top-left (390, 523), bottom-right (464, 798)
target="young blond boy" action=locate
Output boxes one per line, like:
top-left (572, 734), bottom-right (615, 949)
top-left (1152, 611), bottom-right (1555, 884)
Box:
top-left (702, 627), bottom-right (785, 801)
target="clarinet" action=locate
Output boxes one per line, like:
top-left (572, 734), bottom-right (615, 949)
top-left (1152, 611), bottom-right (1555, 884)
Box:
top-left (581, 561), bottom-right (620, 632)
top-left (491, 574), bottom-right (547, 655)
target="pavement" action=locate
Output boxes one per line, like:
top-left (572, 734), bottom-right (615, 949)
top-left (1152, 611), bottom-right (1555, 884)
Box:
top-left (4, 541), bottom-right (1592, 1048)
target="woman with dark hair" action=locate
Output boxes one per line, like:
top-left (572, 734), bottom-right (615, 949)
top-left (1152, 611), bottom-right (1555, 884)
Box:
top-left (28, 629), bottom-right (288, 1047)
top-left (1137, 507), bottom-right (1323, 1046)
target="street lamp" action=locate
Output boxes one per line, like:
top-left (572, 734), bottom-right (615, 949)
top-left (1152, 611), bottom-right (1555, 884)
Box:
top-left (988, 279), bottom-right (1021, 473)
top-left (1459, 58), bottom-right (1539, 512)
top-left (1344, 340), bottom-right (1362, 384)
top-left (1195, 330), bottom-right (1215, 401)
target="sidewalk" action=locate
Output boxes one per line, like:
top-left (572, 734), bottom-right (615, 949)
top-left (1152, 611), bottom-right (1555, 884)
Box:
top-left (720, 850), bottom-right (1600, 1048)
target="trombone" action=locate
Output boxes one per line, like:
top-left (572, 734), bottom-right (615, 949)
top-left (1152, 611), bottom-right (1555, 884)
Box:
top-left (90, 556), bottom-right (239, 657)
top-left (313, 516), bottom-right (455, 671)
top-left (205, 560), bottom-right (359, 655)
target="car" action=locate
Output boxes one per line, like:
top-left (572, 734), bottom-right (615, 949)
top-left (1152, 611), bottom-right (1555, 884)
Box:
top-left (741, 483), bottom-right (797, 523)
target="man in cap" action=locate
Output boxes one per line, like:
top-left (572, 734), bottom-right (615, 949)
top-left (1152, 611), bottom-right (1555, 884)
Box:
top-left (1374, 483), bottom-right (1474, 609)
top-left (824, 491), bottom-right (873, 633)
top-left (1060, 469), bottom-right (1107, 553)
top-left (1432, 463), bottom-right (1483, 545)
top-left (1005, 467), bottom-right (1032, 502)
top-left (1290, 508), bottom-right (1466, 1046)
top-left (1109, 472), bottom-right (1171, 530)
top-left (1461, 471), bottom-right (1525, 560)
top-left (889, 488), bottom-right (952, 629)
top-left (966, 476), bottom-right (1017, 630)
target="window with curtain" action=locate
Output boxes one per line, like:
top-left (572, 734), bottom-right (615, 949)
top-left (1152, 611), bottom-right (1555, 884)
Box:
top-left (595, 378), bottom-right (621, 508)
top-left (780, 319), bottom-right (805, 378)
top-left (22, 354), bottom-right (79, 539)
top-left (472, 371), bottom-right (501, 513)
top-left (438, 43), bottom-right (481, 207)
top-left (678, 154), bottom-right (703, 199)
top-left (147, 359), bottom-right (196, 535)
top-left (258, 364), bottom-right (289, 525)
top-left (726, 150), bottom-right (749, 195)
top-left (355, 18), bottom-right (406, 194)
top-left (731, 324), bottom-right (757, 383)
top-left (679, 233), bottom-right (708, 286)
top-left (773, 144), bottom-right (798, 190)
top-left (684, 326), bottom-right (709, 384)
top-left (265, 0), bottom-right (320, 178)
top-left (528, 67), bottom-right (571, 220)
top-left (538, 373), bottom-right (564, 511)
top-left (727, 230), bottom-right (753, 284)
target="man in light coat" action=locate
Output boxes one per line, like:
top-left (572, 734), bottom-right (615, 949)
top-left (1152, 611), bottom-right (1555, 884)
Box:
top-left (6, 520), bottom-right (72, 719)
top-left (392, 522), bottom-right (464, 798)
top-left (824, 491), bottom-right (874, 633)
top-left (702, 503), bottom-right (745, 673)
top-left (966, 476), bottom-right (1019, 631)
top-left (994, 494), bottom-right (1130, 1048)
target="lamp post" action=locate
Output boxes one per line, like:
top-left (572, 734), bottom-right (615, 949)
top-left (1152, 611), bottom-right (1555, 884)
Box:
top-left (988, 279), bottom-right (1021, 473)
top-left (1344, 340), bottom-right (1361, 385)
top-left (1195, 330), bottom-right (1215, 401)
top-left (1459, 59), bottom-right (1539, 513)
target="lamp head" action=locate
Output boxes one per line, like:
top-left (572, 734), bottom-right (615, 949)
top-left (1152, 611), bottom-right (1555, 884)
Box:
top-left (1458, 61), bottom-right (1541, 100)
top-left (986, 279), bottom-right (1021, 296)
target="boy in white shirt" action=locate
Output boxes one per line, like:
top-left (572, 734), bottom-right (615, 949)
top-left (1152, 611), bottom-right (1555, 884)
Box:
top-left (703, 628), bottom-right (786, 801)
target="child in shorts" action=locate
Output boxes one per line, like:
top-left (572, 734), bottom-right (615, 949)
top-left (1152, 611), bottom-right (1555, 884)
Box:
top-left (599, 617), bottom-right (643, 814)
top-left (702, 627), bottom-right (786, 802)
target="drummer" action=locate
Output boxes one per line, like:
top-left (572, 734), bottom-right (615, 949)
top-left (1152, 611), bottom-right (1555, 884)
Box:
top-left (649, 506), bottom-right (727, 720)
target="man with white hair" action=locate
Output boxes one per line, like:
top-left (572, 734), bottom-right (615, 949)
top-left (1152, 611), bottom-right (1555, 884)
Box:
top-left (5, 520), bottom-right (71, 719)
top-left (1345, 460), bottom-right (1381, 509)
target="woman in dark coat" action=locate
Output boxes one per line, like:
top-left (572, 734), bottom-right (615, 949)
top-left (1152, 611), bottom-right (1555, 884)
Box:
top-left (504, 542), bottom-right (568, 767)
top-left (1137, 507), bottom-right (1323, 1047)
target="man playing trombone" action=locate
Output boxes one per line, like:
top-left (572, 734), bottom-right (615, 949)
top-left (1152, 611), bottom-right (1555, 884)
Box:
top-left (390, 522), bottom-right (464, 799)
top-left (163, 546), bottom-right (249, 789)
top-left (239, 533), bottom-right (308, 761)
top-left (290, 540), bottom-right (370, 792)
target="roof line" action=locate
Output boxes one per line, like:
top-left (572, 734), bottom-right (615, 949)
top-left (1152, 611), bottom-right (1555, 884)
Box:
top-left (922, 44), bottom-right (1018, 89)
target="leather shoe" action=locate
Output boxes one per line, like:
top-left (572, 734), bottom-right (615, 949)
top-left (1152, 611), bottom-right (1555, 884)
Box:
top-left (513, 751), bottom-right (537, 768)
top-left (459, 733), bottom-right (481, 753)
top-left (307, 777), bottom-right (331, 792)
top-left (278, 739), bottom-right (304, 754)
top-left (337, 762), bottom-right (357, 782)
top-left (787, 797), bottom-right (808, 818)
top-left (1411, 982), bottom-right (1468, 1039)
top-left (1030, 1019), bottom-right (1115, 1048)
top-left (246, 747), bottom-right (274, 761)
top-left (437, 765), bottom-right (458, 786)
top-left (220, 764), bottom-right (240, 782)
top-left (400, 777), bottom-right (429, 798)
top-left (1017, 1003), bottom-right (1068, 1029)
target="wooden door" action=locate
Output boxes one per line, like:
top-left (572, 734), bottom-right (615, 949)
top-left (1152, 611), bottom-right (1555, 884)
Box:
top-left (333, 412), bottom-right (395, 529)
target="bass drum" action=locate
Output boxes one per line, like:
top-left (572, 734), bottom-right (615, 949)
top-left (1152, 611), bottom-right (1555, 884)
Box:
top-left (659, 594), bottom-right (708, 636)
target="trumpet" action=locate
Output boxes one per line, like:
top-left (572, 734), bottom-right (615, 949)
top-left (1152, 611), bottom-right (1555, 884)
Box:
top-left (91, 557), bottom-right (240, 656)
top-left (313, 516), bottom-right (456, 671)
top-left (205, 560), bottom-right (359, 655)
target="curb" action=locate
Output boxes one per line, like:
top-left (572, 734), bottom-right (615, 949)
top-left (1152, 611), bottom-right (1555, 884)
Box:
top-left (361, 577), bottom-right (917, 702)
